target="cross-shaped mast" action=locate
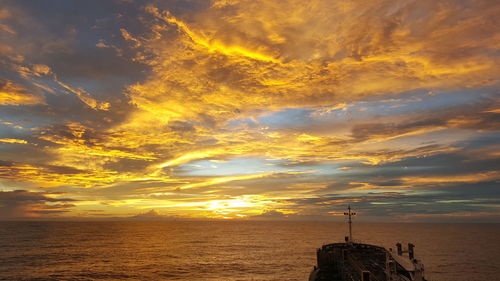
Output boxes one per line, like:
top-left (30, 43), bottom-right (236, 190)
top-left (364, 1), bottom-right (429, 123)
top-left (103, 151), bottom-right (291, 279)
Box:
top-left (344, 205), bottom-right (356, 243)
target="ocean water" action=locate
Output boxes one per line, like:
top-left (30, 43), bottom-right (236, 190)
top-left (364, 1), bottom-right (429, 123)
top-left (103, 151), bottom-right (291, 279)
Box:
top-left (0, 221), bottom-right (498, 281)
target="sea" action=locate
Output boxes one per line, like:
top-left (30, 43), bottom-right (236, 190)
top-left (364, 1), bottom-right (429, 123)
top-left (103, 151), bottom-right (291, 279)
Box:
top-left (0, 221), bottom-right (498, 281)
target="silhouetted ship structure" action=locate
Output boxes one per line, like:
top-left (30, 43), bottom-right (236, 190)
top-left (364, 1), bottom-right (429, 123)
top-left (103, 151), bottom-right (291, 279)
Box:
top-left (309, 206), bottom-right (427, 281)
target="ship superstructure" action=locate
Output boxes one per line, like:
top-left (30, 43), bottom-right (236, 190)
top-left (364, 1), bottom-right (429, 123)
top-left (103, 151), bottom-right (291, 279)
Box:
top-left (309, 206), bottom-right (427, 281)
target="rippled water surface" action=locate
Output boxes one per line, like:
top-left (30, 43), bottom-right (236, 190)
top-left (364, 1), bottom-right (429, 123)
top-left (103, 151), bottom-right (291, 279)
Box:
top-left (0, 221), bottom-right (498, 281)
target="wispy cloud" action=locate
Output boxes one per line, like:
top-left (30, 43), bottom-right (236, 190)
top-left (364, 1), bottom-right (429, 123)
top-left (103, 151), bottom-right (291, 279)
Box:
top-left (0, 79), bottom-right (44, 106)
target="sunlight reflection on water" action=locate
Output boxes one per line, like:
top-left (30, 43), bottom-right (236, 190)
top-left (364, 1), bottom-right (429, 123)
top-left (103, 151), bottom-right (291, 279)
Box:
top-left (0, 221), bottom-right (498, 281)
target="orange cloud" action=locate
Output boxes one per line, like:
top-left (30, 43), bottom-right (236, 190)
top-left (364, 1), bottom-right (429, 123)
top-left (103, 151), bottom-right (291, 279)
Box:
top-left (0, 138), bottom-right (27, 144)
top-left (0, 79), bottom-right (44, 105)
top-left (401, 171), bottom-right (500, 186)
top-left (124, 0), bottom-right (499, 127)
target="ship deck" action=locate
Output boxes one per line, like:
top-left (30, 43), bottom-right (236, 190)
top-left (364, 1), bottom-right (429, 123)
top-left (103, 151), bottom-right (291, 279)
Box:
top-left (311, 243), bottom-right (389, 281)
top-left (344, 244), bottom-right (387, 281)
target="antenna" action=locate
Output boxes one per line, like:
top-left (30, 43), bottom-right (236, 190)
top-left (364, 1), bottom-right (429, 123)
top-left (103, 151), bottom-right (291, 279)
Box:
top-left (344, 205), bottom-right (356, 243)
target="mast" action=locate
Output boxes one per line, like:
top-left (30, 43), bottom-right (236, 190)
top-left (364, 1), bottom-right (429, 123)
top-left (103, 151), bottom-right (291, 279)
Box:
top-left (344, 205), bottom-right (356, 243)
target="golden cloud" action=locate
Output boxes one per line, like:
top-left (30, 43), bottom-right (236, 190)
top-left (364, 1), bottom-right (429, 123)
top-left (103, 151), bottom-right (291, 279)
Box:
top-left (401, 171), bottom-right (500, 186)
top-left (0, 79), bottom-right (44, 105)
top-left (122, 0), bottom-right (499, 128)
top-left (0, 138), bottom-right (27, 144)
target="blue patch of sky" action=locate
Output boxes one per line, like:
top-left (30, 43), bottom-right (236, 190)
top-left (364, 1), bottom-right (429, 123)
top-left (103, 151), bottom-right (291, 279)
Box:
top-left (227, 108), bottom-right (316, 129)
top-left (64, 77), bottom-right (135, 100)
top-left (257, 108), bottom-right (315, 128)
top-left (176, 157), bottom-right (285, 176)
top-left (175, 157), bottom-right (338, 177)
top-left (15, 0), bottom-right (208, 42)
top-left (230, 87), bottom-right (496, 131)
top-left (342, 88), bottom-right (491, 119)
top-left (458, 131), bottom-right (500, 149)
top-left (310, 163), bottom-right (345, 175)
top-left (0, 106), bottom-right (54, 133)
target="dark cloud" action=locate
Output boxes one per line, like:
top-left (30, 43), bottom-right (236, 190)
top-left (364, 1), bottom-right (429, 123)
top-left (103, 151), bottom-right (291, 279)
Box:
top-left (0, 190), bottom-right (76, 219)
top-left (42, 165), bottom-right (86, 175)
top-left (285, 181), bottom-right (500, 219)
top-left (349, 100), bottom-right (500, 143)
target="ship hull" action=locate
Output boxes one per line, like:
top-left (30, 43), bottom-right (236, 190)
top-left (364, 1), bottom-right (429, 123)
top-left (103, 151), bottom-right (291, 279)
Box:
top-left (309, 242), bottom-right (426, 281)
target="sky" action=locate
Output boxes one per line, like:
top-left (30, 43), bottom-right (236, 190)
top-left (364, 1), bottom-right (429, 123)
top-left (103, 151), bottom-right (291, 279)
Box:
top-left (0, 0), bottom-right (499, 222)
